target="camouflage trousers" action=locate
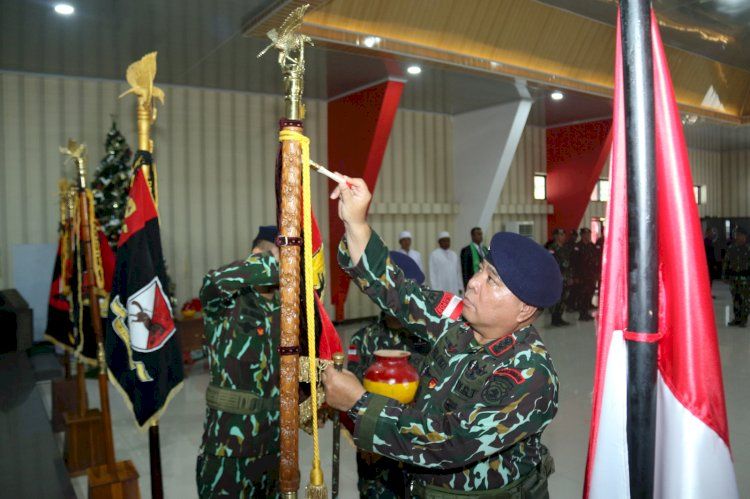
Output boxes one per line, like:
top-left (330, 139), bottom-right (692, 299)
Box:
top-left (357, 450), bottom-right (407, 498)
top-left (196, 453), bottom-right (279, 498)
top-left (550, 285), bottom-right (571, 321)
top-left (730, 279), bottom-right (750, 324)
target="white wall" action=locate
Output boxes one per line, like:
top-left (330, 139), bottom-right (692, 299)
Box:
top-left (0, 72), bottom-right (330, 310)
top-left (347, 109), bottom-right (455, 319)
top-left (1, 70), bottom-right (743, 320)
top-left (491, 125), bottom-right (550, 243)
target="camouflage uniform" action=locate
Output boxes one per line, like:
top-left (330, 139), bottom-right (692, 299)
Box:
top-left (339, 232), bottom-right (558, 497)
top-left (547, 242), bottom-right (571, 324)
top-left (196, 253), bottom-right (281, 498)
top-left (570, 241), bottom-right (599, 319)
top-left (723, 243), bottom-right (750, 326)
top-left (349, 316), bottom-right (431, 498)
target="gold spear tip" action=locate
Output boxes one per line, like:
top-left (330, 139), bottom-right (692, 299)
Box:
top-left (59, 139), bottom-right (86, 160)
top-left (119, 51), bottom-right (165, 105)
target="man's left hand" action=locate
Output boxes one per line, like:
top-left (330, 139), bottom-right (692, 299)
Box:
top-left (322, 364), bottom-right (366, 411)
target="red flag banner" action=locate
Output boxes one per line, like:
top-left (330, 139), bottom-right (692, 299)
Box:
top-left (584, 11), bottom-right (738, 498)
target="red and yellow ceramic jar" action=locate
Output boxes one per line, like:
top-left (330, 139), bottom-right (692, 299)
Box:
top-left (363, 350), bottom-right (419, 404)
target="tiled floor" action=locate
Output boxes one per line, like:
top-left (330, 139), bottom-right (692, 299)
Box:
top-left (39, 281), bottom-right (749, 498)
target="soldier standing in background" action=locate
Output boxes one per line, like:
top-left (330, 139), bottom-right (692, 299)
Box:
top-left (571, 228), bottom-right (598, 321)
top-left (324, 177), bottom-right (561, 497)
top-left (348, 251), bottom-right (431, 498)
top-left (548, 228), bottom-right (572, 327)
top-left (196, 226), bottom-right (281, 498)
top-left (724, 227), bottom-right (750, 327)
top-left (564, 229), bottom-right (579, 310)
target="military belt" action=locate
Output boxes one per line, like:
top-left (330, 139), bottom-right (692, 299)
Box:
top-left (411, 453), bottom-right (554, 499)
top-left (205, 384), bottom-right (278, 415)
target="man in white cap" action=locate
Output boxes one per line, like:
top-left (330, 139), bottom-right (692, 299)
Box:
top-left (429, 231), bottom-right (463, 295)
top-left (396, 230), bottom-right (423, 271)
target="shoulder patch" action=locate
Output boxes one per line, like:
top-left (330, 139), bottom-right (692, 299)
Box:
top-left (347, 344), bottom-right (359, 363)
top-left (493, 367), bottom-right (524, 384)
top-left (435, 292), bottom-right (463, 320)
top-left (487, 335), bottom-right (515, 357)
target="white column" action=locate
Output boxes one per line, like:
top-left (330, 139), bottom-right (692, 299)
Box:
top-left (452, 98), bottom-right (531, 239)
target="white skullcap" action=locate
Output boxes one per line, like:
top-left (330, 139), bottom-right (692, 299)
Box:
top-left (399, 231), bottom-right (413, 240)
top-left (437, 231), bottom-right (450, 240)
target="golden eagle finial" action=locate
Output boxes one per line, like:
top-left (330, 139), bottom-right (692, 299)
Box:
top-left (59, 139), bottom-right (86, 162)
top-left (119, 52), bottom-right (165, 109)
top-left (257, 4), bottom-right (313, 67)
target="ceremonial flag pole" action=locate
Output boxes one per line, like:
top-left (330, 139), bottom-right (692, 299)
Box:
top-left (585, 2), bottom-right (738, 497)
top-left (134, 55), bottom-right (164, 499)
top-left (620, 0), bottom-right (659, 495)
top-left (71, 146), bottom-right (119, 473)
top-left (262, 14), bottom-right (307, 496)
top-left (107, 52), bottom-right (182, 499)
top-left (331, 352), bottom-right (344, 498)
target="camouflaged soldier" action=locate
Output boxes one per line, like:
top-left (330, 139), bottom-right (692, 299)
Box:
top-left (723, 227), bottom-right (750, 327)
top-left (348, 251), bottom-right (430, 498)
top-left (547, 228), bottom-right (572, 326)
top-left (570, 228), bottom-right (598, 321)
top-left (323, 178), bottom-right (561, 498)
top-left (196, 226), bottom-right (281, 498)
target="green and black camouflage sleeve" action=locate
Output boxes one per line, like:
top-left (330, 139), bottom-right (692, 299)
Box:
top-left (199, 252), bottom-right (279, 313)
top-left (351, 348), bottom-right (558, 469)
top-left (338, 232), bottom-right (461, 347)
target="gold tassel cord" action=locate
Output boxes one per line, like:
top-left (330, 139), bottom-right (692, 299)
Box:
top-left (280, 129), bottom-right (327, 498)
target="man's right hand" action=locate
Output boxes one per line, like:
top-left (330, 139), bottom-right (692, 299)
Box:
top-left (330, 177), bottom-right (371, 226)
top-left (331, 177), bottom-right (372, 264)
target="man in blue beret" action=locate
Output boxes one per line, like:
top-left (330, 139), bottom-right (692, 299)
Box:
top-left (323, 178), bottom-right (560, 498)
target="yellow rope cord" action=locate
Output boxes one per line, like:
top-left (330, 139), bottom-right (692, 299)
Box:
top-left (278, 129), bottom-right (325, 491)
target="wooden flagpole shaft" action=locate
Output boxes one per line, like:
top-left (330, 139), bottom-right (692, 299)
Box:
top-left (76, 164), bottom-right (117, 472)
top-left (279, 120), bottom-right (303, 495)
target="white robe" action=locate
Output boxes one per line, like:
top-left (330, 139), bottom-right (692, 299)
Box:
top-left (395, 248), bottom-right (423, 272)
top-left (428, 248), bottom-right (463, 295)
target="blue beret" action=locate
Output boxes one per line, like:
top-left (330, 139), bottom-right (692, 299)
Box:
top-left (255, 225), bottom-right (278, 244)
top-left (389, 251), bottom-right (425, 284)
top-left (486, 232), bottom-right (562, 308)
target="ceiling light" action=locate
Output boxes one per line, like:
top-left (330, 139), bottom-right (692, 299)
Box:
top-left (363, 36), bottom-right (381, 48)
top-left (54, 3), bottom-right (75, 15)
top-left (407, 65), bottom-right (422, 75)
top-left (550, 90), bottom-right (564, 101)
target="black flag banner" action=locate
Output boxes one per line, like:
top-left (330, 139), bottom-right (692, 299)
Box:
top-left (105, 150), bottom-right (184, 427)
top-left (46, 186), bottom-right (115, 364)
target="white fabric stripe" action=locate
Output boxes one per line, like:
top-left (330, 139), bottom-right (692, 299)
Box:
top-left (654, 374), bottom-right (738, 499)
top-left (442, 295), bottom-right (462, 319)
top-left (589, 330), bottom-right (631, 499)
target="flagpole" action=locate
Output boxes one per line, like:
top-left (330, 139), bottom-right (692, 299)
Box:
top-left (136, 64), bottom-right (165, 499)
top-left (74, 153), bottom-right (117, 472)
top-left (620, 0), bottom-right (659, 497)
top-left (258, 6), bottom-right (315, 496)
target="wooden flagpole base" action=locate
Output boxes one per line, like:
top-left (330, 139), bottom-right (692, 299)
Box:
top-left (51, 377), bottom-right (80, 433)
top-left (87, 460), bottom-right (140, 499)
top-left (63, 408), bottom-right (106, 476)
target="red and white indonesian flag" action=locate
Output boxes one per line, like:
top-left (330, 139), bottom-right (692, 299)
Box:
top-left (584, 11), bottom-right (738, 498)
